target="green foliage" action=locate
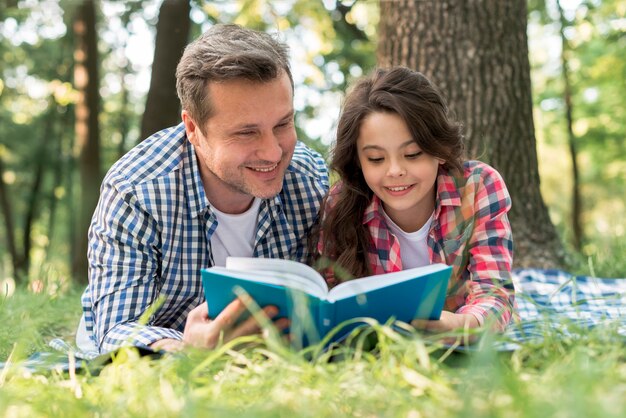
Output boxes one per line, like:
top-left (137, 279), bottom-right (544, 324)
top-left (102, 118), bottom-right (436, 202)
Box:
top-left (529, 0), bottom-right (626, 263)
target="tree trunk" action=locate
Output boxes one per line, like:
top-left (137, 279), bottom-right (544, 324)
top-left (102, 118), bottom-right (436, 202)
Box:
top-left (73, 0), bottom-right (102, 283)
top-left (22, 100), bottom-right (56, 277)
top-left (140, 0), bottom-right (191, 140)
top-left (557, 0), bottom-right (583, 252)
top-left (0, 157), bottom-right (26, 281)
top-left (117, 67), bottom-right (131, 158)
top-left (378, 0), bottom-right (565, 268)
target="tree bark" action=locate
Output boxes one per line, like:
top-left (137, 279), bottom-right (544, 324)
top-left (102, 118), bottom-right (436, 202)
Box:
top-left (140, 0), bottom-right (191, 140)
top-left (73, 0), bottom-right (102, 283)
top-left (378, 0), bottom-right (565, 268)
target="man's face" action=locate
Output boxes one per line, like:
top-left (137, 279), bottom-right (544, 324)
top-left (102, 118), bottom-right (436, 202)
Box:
top-left (183, 72), bottom-right (296, 214)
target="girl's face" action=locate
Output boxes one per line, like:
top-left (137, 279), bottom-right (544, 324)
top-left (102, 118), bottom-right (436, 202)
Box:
top-left (356, 111), bottom-right (444, 232)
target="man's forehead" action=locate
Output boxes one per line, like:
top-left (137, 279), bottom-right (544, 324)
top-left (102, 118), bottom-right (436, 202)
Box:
top-left (205, 76), bottom-right (293, 121)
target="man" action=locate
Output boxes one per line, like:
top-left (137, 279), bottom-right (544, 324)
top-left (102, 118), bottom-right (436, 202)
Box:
top-left (78, 24), bottom-right (328, 353)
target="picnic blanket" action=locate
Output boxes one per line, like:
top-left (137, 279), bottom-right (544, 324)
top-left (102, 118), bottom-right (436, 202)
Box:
top-left (2, 269), bottom-right (625, 372)
top-left (498, 269), bottom-right (626, 349)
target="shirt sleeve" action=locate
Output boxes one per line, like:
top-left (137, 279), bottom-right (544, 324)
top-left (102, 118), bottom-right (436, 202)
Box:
top-left (455, 165), bottom-right (515, 331)
top-left (86, 172), bottom-right (181, 352)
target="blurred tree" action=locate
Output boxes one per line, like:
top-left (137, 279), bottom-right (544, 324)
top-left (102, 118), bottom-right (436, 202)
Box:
top-left (73, 0), bottom-right (102, 282)
top-left (140, 0), bottom-right (191, 140)
top-left (0, 2), bottom-right (75, 282)
top-left (0, 157), bottom-right (22, 279)
top-left (378, 0), bottom-right (566, 268)
top-left (528, 0), bottom-right (626, 257)
top-left (556, 0), bottom-right (583, 251)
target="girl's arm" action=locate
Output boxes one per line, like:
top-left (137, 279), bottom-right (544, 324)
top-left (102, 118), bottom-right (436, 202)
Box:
top-left (455, 164), bottom-right (515, 332)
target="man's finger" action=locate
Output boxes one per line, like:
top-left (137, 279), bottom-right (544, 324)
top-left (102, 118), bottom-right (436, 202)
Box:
top-left (212, 298), bottom-right (248, 330)
top-left (227, 313), bottom-right (262, 341)
top-left (273, 317), bottom-right (290, 332)
top-left (227, 305), bottom-right (279, 341)
top-left (187, 302), bottom-right (210, 322)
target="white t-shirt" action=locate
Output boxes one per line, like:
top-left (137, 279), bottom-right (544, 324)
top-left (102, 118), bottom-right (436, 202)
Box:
top-left (210, 198), bottom-right (262, 267)
top-left (382, 209), bottom-right (434, 269)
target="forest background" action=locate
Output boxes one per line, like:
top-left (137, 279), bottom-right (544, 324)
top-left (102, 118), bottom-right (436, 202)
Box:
top-left (0, 0), bottom-right (624, 297)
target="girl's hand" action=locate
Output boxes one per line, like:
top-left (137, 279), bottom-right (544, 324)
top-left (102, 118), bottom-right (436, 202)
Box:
top-left (411, 311), bottom-right (480, 344)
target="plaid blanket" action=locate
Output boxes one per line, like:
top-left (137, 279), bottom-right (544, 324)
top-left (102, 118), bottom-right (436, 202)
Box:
top-left (2, 269), bottom-right (626, 372)
top-left (493, 269), bottom-right (626, 350)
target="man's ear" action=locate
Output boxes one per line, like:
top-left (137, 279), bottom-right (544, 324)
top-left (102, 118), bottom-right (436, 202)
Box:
top-left (182, 110), bottom-right (200, 147)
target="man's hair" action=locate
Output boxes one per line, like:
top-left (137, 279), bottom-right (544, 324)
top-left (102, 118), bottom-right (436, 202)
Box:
top-left (175, 24), bottom-right (293, 128)
top-left (310, 67), bottom-right (465, 279)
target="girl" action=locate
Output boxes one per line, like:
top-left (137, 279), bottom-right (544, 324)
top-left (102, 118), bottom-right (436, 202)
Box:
top-left (312, 67), bottom-right (515, 334)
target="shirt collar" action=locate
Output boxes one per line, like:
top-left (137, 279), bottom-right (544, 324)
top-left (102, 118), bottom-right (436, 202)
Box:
top-left (363, 195), bottom-right (385, 225)
top-left (435, 166), bottom-right (462, 209)
top-left (184, 135), bottom-right (210, 218)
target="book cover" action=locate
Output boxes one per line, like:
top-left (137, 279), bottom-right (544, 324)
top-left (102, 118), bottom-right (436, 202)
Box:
top-left (201, 258), bottom-right (452, 345)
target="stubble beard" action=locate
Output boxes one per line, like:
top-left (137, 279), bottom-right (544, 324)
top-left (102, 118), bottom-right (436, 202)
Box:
top-left (215, 160), bottom-right (288, 200)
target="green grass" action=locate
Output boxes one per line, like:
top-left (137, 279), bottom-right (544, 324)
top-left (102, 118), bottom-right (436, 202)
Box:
top-left (2, 233), bottom-right (625, 418)
top-left (1, 286), bottom-right (625, 418)
top-left (569, 236), bottom-right (626, 278)
top-left (0, 285), bottom-right (82, 361)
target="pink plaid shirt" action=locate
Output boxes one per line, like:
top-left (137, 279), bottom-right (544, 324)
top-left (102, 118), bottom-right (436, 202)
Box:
top-left (324, 160), bottom-right (515, 331)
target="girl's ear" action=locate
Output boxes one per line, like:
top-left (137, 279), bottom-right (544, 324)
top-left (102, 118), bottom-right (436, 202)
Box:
top-left (437, 158), bottom-right (446, 165)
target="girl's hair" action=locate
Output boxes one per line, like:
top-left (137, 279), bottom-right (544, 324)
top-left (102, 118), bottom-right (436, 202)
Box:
top-left (310, 67), bottom-right (465, 280)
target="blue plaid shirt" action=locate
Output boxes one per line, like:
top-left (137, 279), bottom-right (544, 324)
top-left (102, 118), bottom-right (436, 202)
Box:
top-left (81, 124), bottom-right (329, 352)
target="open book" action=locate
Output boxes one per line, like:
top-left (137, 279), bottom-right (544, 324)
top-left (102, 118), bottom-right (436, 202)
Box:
top-left (201, 257), bottom-right (452, 344)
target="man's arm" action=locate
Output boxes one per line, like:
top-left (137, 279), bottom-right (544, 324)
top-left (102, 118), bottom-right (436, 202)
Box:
top-left (87, 174), bottom-right (180, 352)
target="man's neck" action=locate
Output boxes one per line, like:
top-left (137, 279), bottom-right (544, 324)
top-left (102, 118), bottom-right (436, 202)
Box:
top-left (204, 185), bottom-right (255, 214)
top-left (199, 171), bottom-right (254, 215)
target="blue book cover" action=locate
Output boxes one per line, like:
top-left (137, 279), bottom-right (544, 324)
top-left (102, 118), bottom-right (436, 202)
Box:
top-left (201, 257), bottom-right (452, 345)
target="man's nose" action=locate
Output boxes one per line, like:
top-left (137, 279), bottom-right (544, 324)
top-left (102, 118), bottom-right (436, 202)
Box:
top-left (256, 132), bottom-right (283, 162)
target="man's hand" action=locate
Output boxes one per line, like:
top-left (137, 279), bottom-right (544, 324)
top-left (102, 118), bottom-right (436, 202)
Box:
top-left (182, 298), bottom-right (289, 349)
top-left (411, 311), bottom-right (480, 344)
top-left (150, 298), bottom-right (289, 352)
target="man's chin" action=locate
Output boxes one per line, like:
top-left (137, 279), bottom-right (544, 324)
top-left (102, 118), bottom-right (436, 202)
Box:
top-left (246, 180), bottom-right (284, 200)
top-left (250, 187), bottom-right (283, 200)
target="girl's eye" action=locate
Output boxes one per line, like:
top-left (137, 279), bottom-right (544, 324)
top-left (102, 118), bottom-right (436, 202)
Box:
top-left (367, 157), bottom-right (384, 163)
top-left (405, 152), bottom-right (422, 159)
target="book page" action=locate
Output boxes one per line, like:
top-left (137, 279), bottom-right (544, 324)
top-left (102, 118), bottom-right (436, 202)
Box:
top-left (327, 263), bottom-right (450, 301)
top-left (225, 257), bottom-right (329, 297)
top-left (208, 267), bottom-right (327, 298)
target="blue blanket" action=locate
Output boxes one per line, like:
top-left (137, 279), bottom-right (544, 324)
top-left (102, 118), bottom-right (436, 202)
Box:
top-left (495, 269), bottom-right (626, 350)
